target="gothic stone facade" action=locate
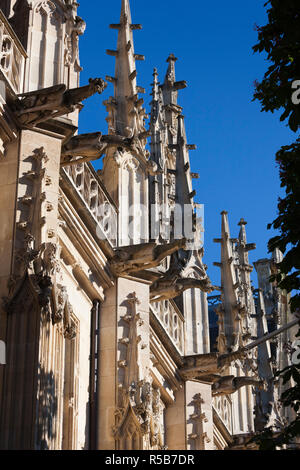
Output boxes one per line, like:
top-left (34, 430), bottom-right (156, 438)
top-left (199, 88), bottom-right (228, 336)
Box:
top-left (0, 0), bottom-right (296, 450)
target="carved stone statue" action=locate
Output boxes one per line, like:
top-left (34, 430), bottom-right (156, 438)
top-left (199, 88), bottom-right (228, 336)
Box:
top-left (53, 285), bottom-right (68, 325)
top-left (65, 13), bottom-right (86, 69)
top-left (13, 78), bottom-right (107, 128)
top-left (64, 302), bottom-right (77, 340)
top-left (6, 238), bottom-right (77, 338)
top-left (212, 375), bottom-right (267, 397)
top-left (111, 239), bottom-right (187, 275)
top-left (37, 275), bottom-right (53, 322)
top-left (34, 243), bottom-right (60, 278)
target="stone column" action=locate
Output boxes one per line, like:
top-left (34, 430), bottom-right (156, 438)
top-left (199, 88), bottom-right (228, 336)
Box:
top-left (185, 382), bottom-right (214, 451)
top-left (165, 386), bottom-right (186, 450)
top-left (97, 277), bottom-right (151, 450)
top-left (165, 381), bottom-right (214, 451)
top-left (0, 127), bottom-right (67, 449)
top-left (0, 137), bottom-right (19, 396)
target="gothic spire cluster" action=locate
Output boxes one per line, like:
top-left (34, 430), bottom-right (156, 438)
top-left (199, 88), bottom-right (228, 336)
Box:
top-left (148, 55), bottom-right (200, 246)
top-left (104, 0), bottom-right (147, 139)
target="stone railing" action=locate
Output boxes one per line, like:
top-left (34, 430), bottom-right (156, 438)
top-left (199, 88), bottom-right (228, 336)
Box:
top-left (0, 10), bottom-right (26, 94)
top-left (151, 300), bottom-right (185, 355)
top-left (213, 395), bottom-right (233, 434)
top-left (62, 163), bottom-right (118, 247)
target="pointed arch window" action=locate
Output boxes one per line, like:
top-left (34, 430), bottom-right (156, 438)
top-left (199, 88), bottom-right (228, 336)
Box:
top-left (29, 1), bottom-right (63, 90)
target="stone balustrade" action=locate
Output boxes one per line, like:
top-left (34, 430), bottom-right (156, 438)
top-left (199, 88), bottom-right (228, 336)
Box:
top-left (63, 163), bottom-right (118, 247)
top-left (151, 300), bottom-right (185, 355)
top-left (213, 395), bottom-right (233, 434)
top-left (0, 10), bottom-right (26, 94)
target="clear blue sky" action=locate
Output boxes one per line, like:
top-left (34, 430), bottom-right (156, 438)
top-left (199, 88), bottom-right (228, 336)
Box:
top-left (77, 0), bottom-right (295, 288)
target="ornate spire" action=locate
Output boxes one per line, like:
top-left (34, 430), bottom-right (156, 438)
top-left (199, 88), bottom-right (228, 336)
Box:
top-left (254, 289), bottom-right (274, 431)
top-left (151, 68), bottom-right (160, 104)
top-left (213, 212), bottom-right (242, 353)
top-left (149, 68), bottom-right (165, 166)
top-left (256, 290), bottom-right (272, 369)
top-left (214, 213), bottom-right (259, 353)
top-left (174, 114), bottom-right (194, 206)
top-left (236, 218), bottom-right (257, 338)
top-left (237, 218), bottom-right (256, 268)
top-left (161, 54), bottom-right (187, 141)
top-left (162, 54), bottom-right (187, 107)
top-left (105, 0), bottom-right (146, 139)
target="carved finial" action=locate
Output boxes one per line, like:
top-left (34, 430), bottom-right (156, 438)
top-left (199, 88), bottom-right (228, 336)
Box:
top-left (238, 218), bottom-right (247, 226)
top-left (166, 53), bottom-right (178, 63)
top-left (165, 54), bottom-right (177, 87)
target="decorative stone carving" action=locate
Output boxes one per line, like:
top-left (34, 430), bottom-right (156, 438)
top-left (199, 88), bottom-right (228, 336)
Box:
top-left (213, 212), bottom-right (258, 355)
top-left (16, 221), bottom-right (29, 231)
top-left (47, 229), bottom-right (56, 239)
top-left (62, 132), bottom-right (106, 163)
top-left (215, 306), bottom-right (227, 354)
top-left (34, 242), bottom-right (60, 277)
top-left (64, 8), bottom-right (86, 70)
top-left (111, 238), bottom-right (186, 276)
top-left (150, 270), bottom-right (214, 302)
top-left (0, 9), bottom-right (26, 94)
top-left (179, 353), bottom-right (222, 382)
top-left (212, 375), bottom-right (267, 397)
top-left (13, 78), bottom-right (107, 128)
top-left (150, 388), bottom-right (165, 448)
top-left (149, 247), bottom-right (215, 302)
top-left (62, 131), bottom-right (152, 166)
top-left (4, 234), bottom-right (77, 339)
top-left (53, 284), bottom-right (68, 324)
top-left (146, 160), bottom-right (163, 177)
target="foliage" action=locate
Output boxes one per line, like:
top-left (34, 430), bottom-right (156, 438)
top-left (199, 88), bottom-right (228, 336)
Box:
top-left (251, 0), bottom-right (300, 450)
top-left (268, 140), bottom-right (300, 313)
top-left (251, 343), bottom-right (300, 450)
top-left (253, 0), bottom-right (300, 132)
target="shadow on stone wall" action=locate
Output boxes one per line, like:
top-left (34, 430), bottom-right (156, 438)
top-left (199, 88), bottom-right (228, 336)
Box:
top-left (36, 368), bottom-right (58, 450)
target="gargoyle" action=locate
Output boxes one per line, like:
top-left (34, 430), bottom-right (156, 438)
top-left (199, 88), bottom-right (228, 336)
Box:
top-left (61, 132), bottom-right (106, 164)
top-left (150, 276), bottom-right (215, 302)
top-left (150, 257), bottom-right (215, 302)
top-left (62, 132), bottom-right (151, 166)
top-left (212, 375), bottom-right (267, 397)
top-left (111, 239), bottom-right (186, 276)
top-left (13, 78), bottom-right (107, 128)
